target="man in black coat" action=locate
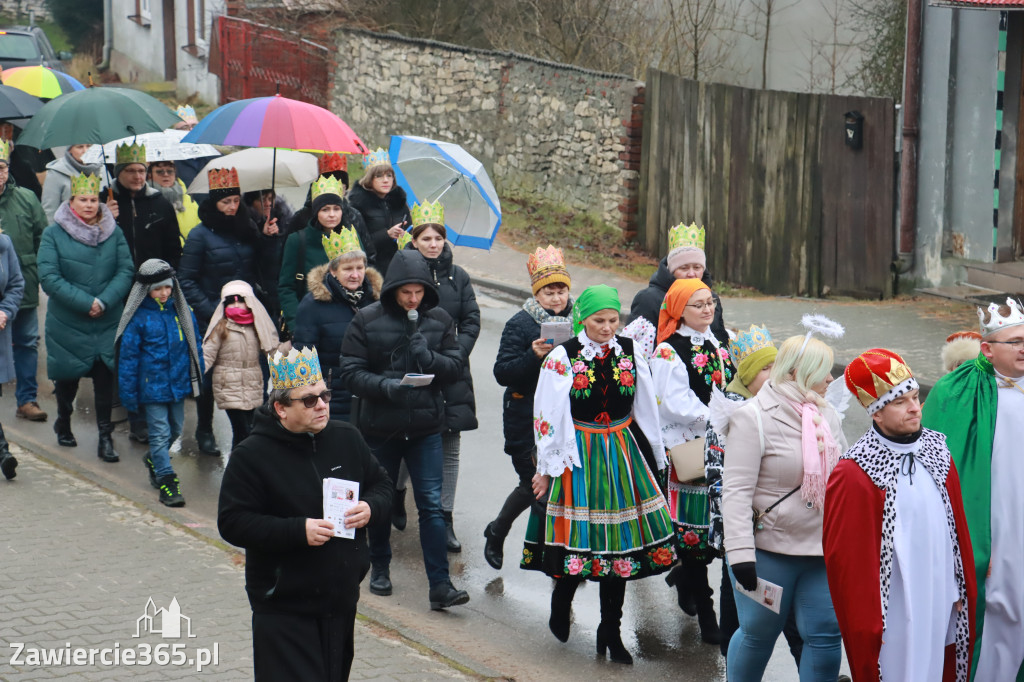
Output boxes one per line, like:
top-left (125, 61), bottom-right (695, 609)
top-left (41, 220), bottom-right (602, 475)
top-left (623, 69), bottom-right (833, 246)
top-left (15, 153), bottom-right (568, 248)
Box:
top-left (630, 256), bottom-right (727, 343)
top-left (218, 355), bottom-right (392, 682)
top-left (102, 144), bottom-right (182, 269)
top-left (340, 249), bottom-right (469, 610)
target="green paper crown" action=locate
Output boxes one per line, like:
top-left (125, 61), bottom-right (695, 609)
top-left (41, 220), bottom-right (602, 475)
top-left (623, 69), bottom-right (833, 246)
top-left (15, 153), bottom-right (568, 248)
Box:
top-left (323, 227), bottom-right (363, 260)
top-left (115, 142), bottom-right (146, 166)
top-left (411, 200), bottom-right (444, 227)
top-left (363, 147), bottom-right (390, 168)
top-left (70, 173), bottom-right (101, 197)
top-left (668, 222), bottom-right (705, 251)
top-left (0, 139), bottom-right (10, 164)
top-left (311, 174), bottom-right (344, 201)
top-left (396, 230), bottom-right (412, 250)
top-left (269, 347), bottom-right (323, 390)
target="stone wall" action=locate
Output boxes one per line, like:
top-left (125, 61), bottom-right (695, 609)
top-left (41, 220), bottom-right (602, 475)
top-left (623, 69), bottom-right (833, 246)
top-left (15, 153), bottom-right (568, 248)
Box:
top-left (0, 1), bottom-right (49, 21)
top-left (331, 28), bottom-right (643, 234)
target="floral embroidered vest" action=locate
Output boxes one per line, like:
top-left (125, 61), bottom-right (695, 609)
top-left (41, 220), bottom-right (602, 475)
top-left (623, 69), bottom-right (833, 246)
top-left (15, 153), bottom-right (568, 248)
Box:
top-left (560, 336), bottom-right (637, 424)
top-left (663, 333), bottom-right (735, 406)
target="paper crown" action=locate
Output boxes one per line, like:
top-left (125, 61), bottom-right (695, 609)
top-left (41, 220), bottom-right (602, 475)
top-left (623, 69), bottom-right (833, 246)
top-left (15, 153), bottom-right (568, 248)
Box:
top-left (208, 168), bottom-right (240, 191)
top-left (396, 229), bottom-right (412, 251)
top-left (527, 245), bottom-right (571, 294)
top-left (311, 174), bottom-right (344, 201)
top-left (978, 297), bottom-right (1024, 336)
top-left (269, 346), bottom-right (323, 390)
top-left (0, 139), bottom-right (10, 163)
top-left (668, 222), bottom-right (705, 252)
top-left (318, 153), bottom-right (348, 174)
top-left (729, 324), bottom-right (775, 366)
top-left (363, 147), bottom-right (390, 168)
top-left (175, 105), bottom-right (198, 125)
top-left (115, 142), bottom-right (146, 166)
top-left (411, 200), bottom-right (444, 227)
top-left (323, 227), bottom-right (363, 260)
top-left (845, 348), bottom-right (918, 415)
top-left (70, 173), bottom-right (101, 197)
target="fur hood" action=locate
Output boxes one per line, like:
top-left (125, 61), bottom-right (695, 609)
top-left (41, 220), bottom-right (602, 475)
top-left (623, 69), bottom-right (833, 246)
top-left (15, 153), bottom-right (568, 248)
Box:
top-left (942, 337), bottom-right (981, 374)
top-left (306, 262), bottom-right (383, 304)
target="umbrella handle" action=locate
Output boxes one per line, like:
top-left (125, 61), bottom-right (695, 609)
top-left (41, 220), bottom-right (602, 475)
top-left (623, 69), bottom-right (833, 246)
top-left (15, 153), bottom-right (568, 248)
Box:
top-left (271, 147), bottom-right (277, 194)
top-left (430, 175), bottom-right (461, 202)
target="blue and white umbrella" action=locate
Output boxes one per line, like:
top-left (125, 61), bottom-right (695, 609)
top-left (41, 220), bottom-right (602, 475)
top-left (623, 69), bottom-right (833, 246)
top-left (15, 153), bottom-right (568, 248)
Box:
top-left (388, 135), bottom-right (501, 250)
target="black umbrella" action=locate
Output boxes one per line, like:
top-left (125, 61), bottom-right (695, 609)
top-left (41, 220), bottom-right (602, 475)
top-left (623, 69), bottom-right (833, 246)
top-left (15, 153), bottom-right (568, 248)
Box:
top-left (0, 84), bottom-right (44, 121)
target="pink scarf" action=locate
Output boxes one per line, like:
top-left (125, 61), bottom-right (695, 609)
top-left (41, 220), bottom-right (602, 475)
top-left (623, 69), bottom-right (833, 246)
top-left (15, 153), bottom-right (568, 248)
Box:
top-left (774, 381), bottom-right (842, 511)
top-left (225, 307), bottom-right (254, 325)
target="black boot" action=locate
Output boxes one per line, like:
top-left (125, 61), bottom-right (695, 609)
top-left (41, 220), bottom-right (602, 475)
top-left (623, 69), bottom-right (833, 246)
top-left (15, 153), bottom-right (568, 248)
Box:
top-left (428, 581), bottom-right (469, 610)
top-left (443, 510), bottom-right (461, 553)
top-left (549, 578), bottom-right (580, 642)
top-left (597, 580), bottom-right (633, 664)
top-left (391, 487), bottom-right (407, 531)
top-left (696, 593), bottom-right (721, 645)
top-left (483, 521), bottom-right (504, 570)
top-left (97, 433), bottom-right (119, 462)
top-left (156, 474), bottom-right (185, 507)
top-left (665, 563), bottom-right (697, 616)
top-left (369, 566), bottom-right (392, 596)
top-left (195, 428), bottom-right (220, 456)
top-left (0, 425), bottom-right (17, 480)
top-left (53, 382), bottom-right (77, 447)
top-left (143, 454), bottom-right (158, 489)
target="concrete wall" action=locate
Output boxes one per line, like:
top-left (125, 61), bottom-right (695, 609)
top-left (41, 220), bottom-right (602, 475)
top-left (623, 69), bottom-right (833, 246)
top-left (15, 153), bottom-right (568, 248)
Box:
top-left (331, 29), bottom-right (643, 231)
top-left (914, 3), bottom-right (1000, 286)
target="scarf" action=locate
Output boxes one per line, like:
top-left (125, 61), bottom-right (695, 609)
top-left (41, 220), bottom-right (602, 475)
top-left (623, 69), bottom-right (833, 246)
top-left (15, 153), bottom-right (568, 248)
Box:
top-left (198, 199), bottom-right (259, 244)
top-left (772, 379), bottom-right (841, 511)
top-left (150, 179), bottom-right (185, 212)
top-left (571, 284), bottom-right (620, 335)
top-left (522, 296), bottom-right (572, 325)
top-left (54, 201), bottom-right (117, 247)
top-left (657, 277), bottom-right (711, 344)
top-left (842, 427), bottom-right (971, 682)
top-left (225, 307), bottom-right (254, 325)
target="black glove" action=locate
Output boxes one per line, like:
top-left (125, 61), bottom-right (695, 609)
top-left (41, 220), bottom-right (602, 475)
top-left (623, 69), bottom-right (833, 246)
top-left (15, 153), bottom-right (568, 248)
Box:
top-left (409, 332), bottom-right (432, 367)
top-left (731, 561), bottom-right (758, 592)
top-left (380, 378), bottom-right (407, 404)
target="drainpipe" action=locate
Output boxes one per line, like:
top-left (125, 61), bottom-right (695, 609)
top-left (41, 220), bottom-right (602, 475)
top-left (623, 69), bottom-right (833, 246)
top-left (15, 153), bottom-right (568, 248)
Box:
top-left (897, 0), bottom-right (924, 274)
top-left (98, 0), bottom-right (113, 71)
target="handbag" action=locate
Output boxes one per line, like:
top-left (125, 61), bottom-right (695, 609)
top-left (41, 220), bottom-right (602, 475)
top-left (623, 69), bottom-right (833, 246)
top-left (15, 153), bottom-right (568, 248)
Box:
top-left (668, 437), bottom-right (706, 482)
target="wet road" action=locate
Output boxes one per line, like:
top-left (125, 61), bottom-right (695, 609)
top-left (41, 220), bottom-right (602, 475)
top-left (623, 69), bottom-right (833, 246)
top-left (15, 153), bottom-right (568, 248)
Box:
top-left (10, 290), bottom-right (859, 680)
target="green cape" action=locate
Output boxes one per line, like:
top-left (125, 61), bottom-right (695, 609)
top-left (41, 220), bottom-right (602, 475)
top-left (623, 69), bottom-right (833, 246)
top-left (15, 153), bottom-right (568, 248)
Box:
top-left (922, 353), bottom-right (1012, 680)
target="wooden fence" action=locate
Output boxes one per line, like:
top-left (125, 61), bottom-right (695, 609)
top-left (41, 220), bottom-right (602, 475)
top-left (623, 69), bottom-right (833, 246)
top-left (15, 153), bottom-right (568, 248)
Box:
top-left (638, 69), bottom-right (896, 298)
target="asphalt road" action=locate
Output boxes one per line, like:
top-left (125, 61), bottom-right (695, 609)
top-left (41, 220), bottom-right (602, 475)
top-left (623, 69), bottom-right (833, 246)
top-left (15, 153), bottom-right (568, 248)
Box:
top-left (9, 288), bottom-right (857, 681)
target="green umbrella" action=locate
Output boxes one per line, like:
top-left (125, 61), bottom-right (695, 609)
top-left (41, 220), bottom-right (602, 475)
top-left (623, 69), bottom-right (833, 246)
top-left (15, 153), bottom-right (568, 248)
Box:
top-left (16, 87), bottom-right (182, 150)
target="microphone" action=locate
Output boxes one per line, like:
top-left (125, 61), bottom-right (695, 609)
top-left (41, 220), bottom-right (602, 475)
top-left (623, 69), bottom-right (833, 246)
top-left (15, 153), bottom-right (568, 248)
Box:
top-left (407, 308), bottom-right (418, 336)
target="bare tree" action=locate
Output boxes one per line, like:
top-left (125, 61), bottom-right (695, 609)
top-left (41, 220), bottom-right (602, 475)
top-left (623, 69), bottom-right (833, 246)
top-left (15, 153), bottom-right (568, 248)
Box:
top-left (740, 0), bottom-right (798, 89)
top-left (802, 0), bottom-right (860, 94)
top-left (658, 0), bottom-right (743, 82)
top-left (847, 0), bottom-right (906, 102)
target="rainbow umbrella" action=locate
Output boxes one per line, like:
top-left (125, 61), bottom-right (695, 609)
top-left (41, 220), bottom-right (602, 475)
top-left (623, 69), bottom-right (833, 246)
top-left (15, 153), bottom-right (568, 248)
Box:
top-left (2, 66), bottom-right (84, 100)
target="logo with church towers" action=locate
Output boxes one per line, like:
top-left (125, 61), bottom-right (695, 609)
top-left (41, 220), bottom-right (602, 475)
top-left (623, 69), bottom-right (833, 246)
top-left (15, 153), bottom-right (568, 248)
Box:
top-left (134, 597), bottom-right (196, 639)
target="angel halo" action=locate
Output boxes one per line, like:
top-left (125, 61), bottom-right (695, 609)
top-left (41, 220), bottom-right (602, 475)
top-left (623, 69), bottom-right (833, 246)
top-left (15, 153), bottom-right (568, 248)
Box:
top-left (798, 313), bottom-right (845, 354)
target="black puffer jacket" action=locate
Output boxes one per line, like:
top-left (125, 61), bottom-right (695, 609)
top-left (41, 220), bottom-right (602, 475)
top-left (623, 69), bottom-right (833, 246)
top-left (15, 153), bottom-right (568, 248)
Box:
top-left (218, 405), bottom-right (392, 616)
top-left (251, 196), bottom-right (295, 322)
top-left (629, 257), bottom-right (727, 343)
top-left (493, 302), bottom-right (572, 454)
top-left (347, 183), bottom-right (411, 275)
top-left (103, 181), bottom-right (182, 269)
top-left (406, 242), bottom-right (479, 432)
top-left (178, 199), bottom-right (263, 331)
top-left (340, 250), bottom-right (462, 439)
top-left (292, 263), bottom-right (383, 423)
top-left (290, 193), bottom-right (376, 266)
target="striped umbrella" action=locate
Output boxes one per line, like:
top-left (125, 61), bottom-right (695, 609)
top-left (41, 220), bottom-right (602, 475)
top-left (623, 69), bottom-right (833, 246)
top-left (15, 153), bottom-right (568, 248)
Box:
top-left (2, 66), bottom-right (84, 99)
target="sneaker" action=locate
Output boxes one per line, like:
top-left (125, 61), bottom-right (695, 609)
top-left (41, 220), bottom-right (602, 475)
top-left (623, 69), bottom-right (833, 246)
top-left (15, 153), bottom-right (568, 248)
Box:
top-left (143, 455), bottom-right (158, 489)
top-left (16, 401), bottom-right (47, 422)
top-left (156, 474), bottom-right (185, 507)
top-left (169, 437), bottom-right (182, 454)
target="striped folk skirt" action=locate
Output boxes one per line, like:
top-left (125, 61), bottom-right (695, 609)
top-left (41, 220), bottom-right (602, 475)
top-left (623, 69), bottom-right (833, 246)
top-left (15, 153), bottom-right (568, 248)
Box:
top-left (667, 462), bottom-right (715, 562)
top-left (521, 416), bottom-right (676, 581)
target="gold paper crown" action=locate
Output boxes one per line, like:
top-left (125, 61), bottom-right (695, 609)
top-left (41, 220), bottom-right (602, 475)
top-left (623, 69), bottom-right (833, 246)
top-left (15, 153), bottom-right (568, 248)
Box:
top-left (269, 347), bottom-right (323, 390)
top-left (323, 227), bottom-right (363, 260)
top-left (175, 105), bottom-right (198, 125)
top-left (364, 147), bottom-right (390, 168)
top-left (70, 173), bottom-right (101, 197)
top-left (0, 139), bottom-right (10, 163)
top-left (668, 222), bottom-right (705, 252)
top-left (318, 153), bottom-right (348, 174)
top-left (527, 245), bottom-right (566, 279)
top-left (728, 324), bottom-right (775, 366)
top-left (396, 230), bottom-right (412, 251)
top-left (208, 168), bottom-right (240, 191)
top-left (979, 297), bottom-right (1024, 336)
top-left (411, 200), bottom-right (444, 227)
top-left (115, 142), bottom-right (146, 166)
top-left (311, 174), bottom-right (344, 201)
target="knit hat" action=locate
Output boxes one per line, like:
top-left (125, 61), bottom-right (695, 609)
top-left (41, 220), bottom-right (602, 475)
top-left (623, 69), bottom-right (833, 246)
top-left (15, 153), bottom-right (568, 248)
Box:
top-left (311, 174), bottom-right (344, 215)
top-left (728, 324), bottom-right (778, 388)
top-left (845, 348), bottom-right (919, 415)
top-left (148, 278), bottom-right (173, 292)
top-left (527, 245), bottom-right (571, 295)
top-left (666, 222), bottom-right (706, 273)
top-left (656, 277), bottom-right (711, 344)
top-left (208, 168), bottom-right (240, 202)
top-left (942, 330), bottom-right (982, 374)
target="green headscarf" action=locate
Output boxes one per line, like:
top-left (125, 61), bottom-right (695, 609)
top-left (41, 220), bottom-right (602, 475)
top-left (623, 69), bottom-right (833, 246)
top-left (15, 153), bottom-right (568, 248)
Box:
top-left (571, 284), bottom-right (621, 334)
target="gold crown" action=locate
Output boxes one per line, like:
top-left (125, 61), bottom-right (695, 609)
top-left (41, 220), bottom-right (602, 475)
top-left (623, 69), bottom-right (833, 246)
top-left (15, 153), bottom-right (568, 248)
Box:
top-left (979, 297), bottom-right (1024, 336)
top-left (269, 347), bottom-right (324, 390)
top-left (363, 147), bottom-right (390, 168)
top-left (115, 142), bottom-right (146, 166)
top-left (396, 230), bottom-right (412, 251)
top-left (70, 173), bottom-right (101, 197)
top-left (318, 153), bottom-right (348, 174)
top-left (208, 168), bottom-right (240, 191)
top-left (0, 139), bottom-right (10, 164)
top-left (728, 324), bottom-right (775, 365)
top-left (668, 222), bottom-right (705, 252)
top-left (527, 245), bottom-right (566, 279)
top-left (323, 227), bottom-right (363, 260)
top-left (411, 200), bottom-right (444, 227)
top-left (311, 174), bottom-right (344, 201)
top-left (175, 105), bottom-right (198, 125)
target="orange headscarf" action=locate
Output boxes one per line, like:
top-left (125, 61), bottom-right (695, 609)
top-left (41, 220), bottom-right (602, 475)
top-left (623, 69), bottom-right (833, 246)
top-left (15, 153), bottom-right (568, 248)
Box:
top-left (656, 278), bottom-right (711, 344)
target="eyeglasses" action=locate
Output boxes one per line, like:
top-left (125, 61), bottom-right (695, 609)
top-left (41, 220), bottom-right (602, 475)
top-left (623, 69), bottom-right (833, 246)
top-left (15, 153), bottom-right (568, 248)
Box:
top-left (987, 339), bottom-right (1024, 349)
top-left (152, 168), bottom-right (175, 176)
top-left (287, 390), bottom-right (332, 408)
top-left (685, 300), bottom-right (716, 311)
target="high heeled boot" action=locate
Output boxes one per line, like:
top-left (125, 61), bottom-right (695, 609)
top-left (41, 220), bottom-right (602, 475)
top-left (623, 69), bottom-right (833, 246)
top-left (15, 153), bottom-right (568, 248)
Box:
top-left (597, 580), bottom-right (633, 664)
top-left (549, 578), bottom-right (580, 642)
top-left (53, 381), bottom-right (77, 447)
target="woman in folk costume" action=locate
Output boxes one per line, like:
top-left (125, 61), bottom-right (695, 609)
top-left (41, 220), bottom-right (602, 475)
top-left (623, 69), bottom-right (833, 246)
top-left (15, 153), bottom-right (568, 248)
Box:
top-left (649, 273), bottom-right (735, 645)
top-left (521, 284), bottom-right (676, 665)
top-left (824, 349), bottom-right (976, 682)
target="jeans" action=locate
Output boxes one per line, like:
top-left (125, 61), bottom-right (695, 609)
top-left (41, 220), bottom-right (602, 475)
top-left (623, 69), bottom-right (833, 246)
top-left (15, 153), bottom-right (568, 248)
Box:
top-left (441, 430), bottom-right (460, 512)
top-left (727, 550), bottom-right (840, 682)
top-left (367, 433), bottom-right (449, 588)
top-left (721, 557), bottom-right (804, 663)
top-left (144, 401), bottom-right (184, 477)
top-left (10, 307), bottom-right (38, 405)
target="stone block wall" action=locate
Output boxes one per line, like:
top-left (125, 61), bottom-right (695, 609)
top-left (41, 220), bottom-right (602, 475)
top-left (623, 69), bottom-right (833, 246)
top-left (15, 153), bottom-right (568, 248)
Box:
top-left (331, 28), bottom-right (643, 235)
top-left (0, 1), bottom-right (49, 21)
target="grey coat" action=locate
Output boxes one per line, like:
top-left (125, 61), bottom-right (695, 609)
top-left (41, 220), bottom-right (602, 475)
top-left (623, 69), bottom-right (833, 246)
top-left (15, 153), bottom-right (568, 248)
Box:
top-left (0, 233), bottom-right (25, 382)
top-left (41, 154), bottom-right (104, 223)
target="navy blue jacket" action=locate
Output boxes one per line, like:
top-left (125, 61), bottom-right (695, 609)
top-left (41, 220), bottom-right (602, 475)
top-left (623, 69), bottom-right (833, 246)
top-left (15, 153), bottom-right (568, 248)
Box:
top-left (117, 295), bottom-right (204, 413)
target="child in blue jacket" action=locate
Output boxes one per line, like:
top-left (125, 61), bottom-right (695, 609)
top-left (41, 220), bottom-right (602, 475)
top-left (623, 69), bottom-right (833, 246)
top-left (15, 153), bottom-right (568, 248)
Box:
top-left (116, 259), bottom-right (204, 507)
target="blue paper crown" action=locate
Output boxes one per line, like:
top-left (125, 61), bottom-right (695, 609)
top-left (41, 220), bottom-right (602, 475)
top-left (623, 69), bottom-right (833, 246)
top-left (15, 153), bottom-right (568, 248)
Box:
top-left (268, 347), bottom-right (323, 390)
top-left (363, 147), bottom-right (390, 168)
top-left (728, 324), bottom-right (775, 365)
